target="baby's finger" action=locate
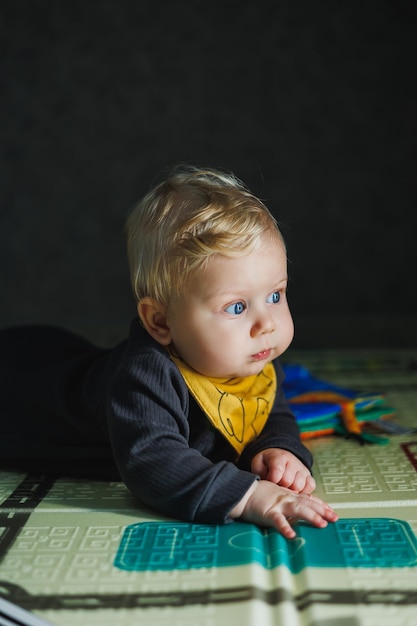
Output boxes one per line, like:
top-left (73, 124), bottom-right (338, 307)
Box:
top-left (265, 501), bottom-right (326, 537)
top-left (250, 455), bottom-right (269, 479)
top-left (304, 493), bottom-right (338, 516)
top-left (276, 466), bottom-right (296, 489)
top-left (296, 491), bottom-right (332, 509)
top-left (286, 470), bottom-right (309, 493)
top-left (265, 510), bottom-right (297, 539)
top-left (264, 460), bottom-right (286, 484)
top-left (283, 495), bottom-right (338, 529)
top-left (306, 495), bottom-right (338, 522)
top-left (297, 474), bottom-right (316, 495)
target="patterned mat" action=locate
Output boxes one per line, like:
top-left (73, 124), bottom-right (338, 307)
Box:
top-left (1, 349), bottom-right (417, 625)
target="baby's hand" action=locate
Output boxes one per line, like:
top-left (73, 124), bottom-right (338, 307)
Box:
top-left (251, 448), bottom-right (316, 494)
top-left (230, 480), bottom-right (338, 539)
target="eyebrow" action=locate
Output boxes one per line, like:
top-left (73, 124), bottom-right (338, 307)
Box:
top-left (205, 277), bottom-right (288, 302)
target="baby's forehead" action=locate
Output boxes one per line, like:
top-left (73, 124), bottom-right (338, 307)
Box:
top-left (189, 238), bottom-right (287, 289)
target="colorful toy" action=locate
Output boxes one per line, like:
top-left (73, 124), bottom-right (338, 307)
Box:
top-left (282, 364), bottom-right (396, 444)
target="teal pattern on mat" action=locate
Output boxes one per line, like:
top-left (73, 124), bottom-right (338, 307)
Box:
top-left (115, 518), bottom-right (417, 573)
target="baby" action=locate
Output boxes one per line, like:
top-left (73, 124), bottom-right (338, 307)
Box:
top-left (0, 165), bottom-right (337, 538)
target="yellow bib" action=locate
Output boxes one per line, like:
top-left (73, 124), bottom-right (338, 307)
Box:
top-left (170, 352), bottom-right (277, 455)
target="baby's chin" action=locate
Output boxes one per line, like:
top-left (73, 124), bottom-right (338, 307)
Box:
top-left (222, 363), bottom-right (269, 380)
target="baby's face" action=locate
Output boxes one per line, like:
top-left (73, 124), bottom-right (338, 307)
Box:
top-left (166, 234), bottom-right (294, 379)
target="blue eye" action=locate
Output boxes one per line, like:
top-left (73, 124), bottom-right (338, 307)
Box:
top-left (225, 301), bottom-right (246, 315)
top-left (267, 291), bottom-right (280, 304)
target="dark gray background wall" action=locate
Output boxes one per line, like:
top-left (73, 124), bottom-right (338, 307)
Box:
top-left (1, 1), bottom-right (416, 349)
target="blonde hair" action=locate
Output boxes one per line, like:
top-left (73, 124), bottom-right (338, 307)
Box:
top-left (126, 165), bottom-right (283, 304)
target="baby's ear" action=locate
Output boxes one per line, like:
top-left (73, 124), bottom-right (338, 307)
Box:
top-left (137, 298), bottom-right (172, 345)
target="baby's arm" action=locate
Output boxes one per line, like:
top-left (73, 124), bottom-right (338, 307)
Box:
top-left (229, 480), bottom-right (338, 539)
top-left (251, 448), bottom-right (316, 494)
